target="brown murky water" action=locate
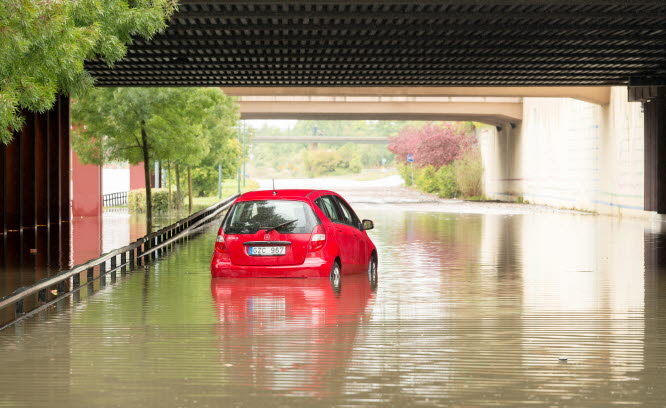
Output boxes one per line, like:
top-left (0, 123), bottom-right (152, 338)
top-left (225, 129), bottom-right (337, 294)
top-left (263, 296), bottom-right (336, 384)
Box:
top-left (0, 205), bottom-right (665, 407)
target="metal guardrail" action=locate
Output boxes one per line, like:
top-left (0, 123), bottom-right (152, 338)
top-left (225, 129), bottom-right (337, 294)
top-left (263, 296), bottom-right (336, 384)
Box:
top-left (0, 194), bottom-right (239, 330)
top-left (103, 191), bottom-right (128, 207)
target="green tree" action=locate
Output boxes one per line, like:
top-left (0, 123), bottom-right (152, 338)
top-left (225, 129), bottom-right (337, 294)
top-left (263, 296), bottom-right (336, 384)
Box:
top-left (0, 0), bottom-right (177, 144)
top-left (72, 87), bottom-right (239, 231)
top-left (159, 89), bottom-right (240, 210)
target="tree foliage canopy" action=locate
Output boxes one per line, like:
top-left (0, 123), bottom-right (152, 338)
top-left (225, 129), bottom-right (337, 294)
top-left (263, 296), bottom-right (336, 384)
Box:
top-left (388, 122), bottom-right (477, 168)
top-left (0, 0), bottom-right (177, 143)
top-left (71, 87), bottom-right (239, 168)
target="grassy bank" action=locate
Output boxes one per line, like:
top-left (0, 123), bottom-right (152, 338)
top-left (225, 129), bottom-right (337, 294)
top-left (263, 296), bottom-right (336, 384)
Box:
top-left (191, 178), bottom-right (260, 208)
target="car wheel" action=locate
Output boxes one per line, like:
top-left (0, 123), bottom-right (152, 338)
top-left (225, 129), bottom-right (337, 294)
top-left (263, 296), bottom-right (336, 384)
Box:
top-left (329, 261), bottom-right (341, 293)
top-left (367, 255), bottom-right (378, 289)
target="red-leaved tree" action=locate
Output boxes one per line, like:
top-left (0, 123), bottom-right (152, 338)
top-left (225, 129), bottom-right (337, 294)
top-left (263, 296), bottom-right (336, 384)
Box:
top-left (388, 122), bottom-right (476, 168)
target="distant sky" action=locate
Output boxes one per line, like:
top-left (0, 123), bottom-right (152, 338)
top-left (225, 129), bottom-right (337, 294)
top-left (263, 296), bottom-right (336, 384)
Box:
top-left (245, 119), bottom-right (297, 130)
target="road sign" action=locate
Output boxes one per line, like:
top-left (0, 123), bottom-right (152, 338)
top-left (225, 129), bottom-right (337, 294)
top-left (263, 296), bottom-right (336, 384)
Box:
top-left (407, 154), bottom-right (414, 163)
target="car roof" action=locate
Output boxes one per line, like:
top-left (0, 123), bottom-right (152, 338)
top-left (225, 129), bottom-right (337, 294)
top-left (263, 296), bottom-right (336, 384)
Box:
top-left (237, 189), bottom-right (336, 201)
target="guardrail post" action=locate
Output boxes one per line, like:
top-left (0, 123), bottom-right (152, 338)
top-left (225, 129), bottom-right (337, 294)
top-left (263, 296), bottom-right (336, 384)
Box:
top-left (137, 240), bottom-right (143, 266)
top-left (73, 273), bottom-right (80, 288)
top-left (15, 300), bottom-right (24, 317)
top-left (146, 238), bottom-right (152, 261)
top-left (38, 289), bottom-right (46, 303)
top-left (121, 252), bottom-right (127, 274)
top-left (129, 248), bottom-right (135, 269)
top-left (87, 266), bottom-right (94, 283)
top-left (100, 261), bottom-right (106, 287)
top-left (57, 280), bottom-right (65, 296)
top-left (110, 256), bottom-right (117, 283)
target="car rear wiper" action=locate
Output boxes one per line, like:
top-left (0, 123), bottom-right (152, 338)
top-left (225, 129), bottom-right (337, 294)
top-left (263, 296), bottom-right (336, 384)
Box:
top-left (263, 219), bottom-right (297, 234)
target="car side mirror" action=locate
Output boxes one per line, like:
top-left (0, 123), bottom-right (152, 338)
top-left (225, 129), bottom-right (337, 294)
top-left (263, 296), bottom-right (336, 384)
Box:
top-left (362, 219), bottom-right (374, 231)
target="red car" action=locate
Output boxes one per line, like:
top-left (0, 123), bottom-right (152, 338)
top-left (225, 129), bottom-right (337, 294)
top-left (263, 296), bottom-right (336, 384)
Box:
top-left (211, 189), bottom-right (377, 285)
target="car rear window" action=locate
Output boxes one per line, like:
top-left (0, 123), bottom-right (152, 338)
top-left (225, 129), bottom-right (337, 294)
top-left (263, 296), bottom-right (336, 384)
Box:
top-left (223, 200), bottom-right (319, 234)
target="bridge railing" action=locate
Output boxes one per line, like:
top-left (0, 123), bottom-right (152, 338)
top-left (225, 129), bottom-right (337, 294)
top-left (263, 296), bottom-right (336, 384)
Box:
top-left (103, 191), bottom-right (128, 207)
top-left (0, 194), bottom-right (239, 330)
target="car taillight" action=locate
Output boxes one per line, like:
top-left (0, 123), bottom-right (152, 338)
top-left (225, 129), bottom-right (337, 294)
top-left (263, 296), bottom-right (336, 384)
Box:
top-left (309, 224), bottom-right (326, 252)
top-left (215, 228), bottom-right (226, 252)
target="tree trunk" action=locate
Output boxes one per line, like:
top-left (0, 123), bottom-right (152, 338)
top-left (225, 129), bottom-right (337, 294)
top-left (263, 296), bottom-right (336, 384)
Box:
top-left (175, 163), bottom-right (182, 210)
top-left (140, 125), bottom-right (152, 232)
top-left (187, 165), bottom-right (193, 213)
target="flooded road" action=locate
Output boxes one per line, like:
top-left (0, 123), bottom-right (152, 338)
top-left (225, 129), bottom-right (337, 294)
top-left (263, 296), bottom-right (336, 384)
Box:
top-left (0, 204), bottom-right (665, 407)
top-left (0, 206), bottom-right (213, 299)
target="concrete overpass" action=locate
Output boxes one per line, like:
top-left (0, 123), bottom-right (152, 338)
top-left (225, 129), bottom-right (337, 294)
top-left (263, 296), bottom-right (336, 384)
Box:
top-left (226, 86), bottom-right (612, 105)
top-left (237, 95), bottom-right (523, 126)
top-left (251, 136), bottom-right (388, 144)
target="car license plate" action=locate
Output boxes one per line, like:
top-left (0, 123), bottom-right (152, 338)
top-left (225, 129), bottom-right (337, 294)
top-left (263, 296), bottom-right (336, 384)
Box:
top-left (249, 246), bottom-right (286, 256)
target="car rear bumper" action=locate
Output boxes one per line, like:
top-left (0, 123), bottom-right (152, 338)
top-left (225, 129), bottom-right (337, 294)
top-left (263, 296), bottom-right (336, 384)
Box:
top-left (211, 252), bottom-right (332, 278)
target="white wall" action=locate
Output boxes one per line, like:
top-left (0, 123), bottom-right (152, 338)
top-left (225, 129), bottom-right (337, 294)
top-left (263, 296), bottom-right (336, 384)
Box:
top-left (481, 87), bottom-right (644, 216)
top-left (102, 168), bottom-right (130, 195)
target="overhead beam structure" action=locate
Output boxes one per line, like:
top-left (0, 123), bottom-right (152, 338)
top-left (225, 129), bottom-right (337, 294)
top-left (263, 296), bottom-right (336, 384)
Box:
top-left (87, 1), bottom-right (666, 89)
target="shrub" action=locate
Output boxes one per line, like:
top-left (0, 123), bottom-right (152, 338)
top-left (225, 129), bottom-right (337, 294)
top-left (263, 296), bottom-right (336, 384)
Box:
top-left (398, 163), bottom-right (414, 186)
top-left (128, 188), bottom-right (182, 213)
top-left (436, 164), bottom-right (459, 198)
top-left (415, 165), bottom-right (439, 193)
top-left (302, 149), bottom-right (343, 177)
top-left (349, 156), bottom-right (363, 173)
top-left (454, 149), bottom-right (484, 197)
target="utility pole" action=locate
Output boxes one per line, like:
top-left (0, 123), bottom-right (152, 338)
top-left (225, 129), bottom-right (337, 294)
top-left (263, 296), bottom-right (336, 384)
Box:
top-left (242, 124), bottom-right (246, 187)
top-left (218, 164), bottom-right (222, 199)
top-left (237, 122), bottom-right (241, 194)
top-left (154, 160), bottom-right (160, 187)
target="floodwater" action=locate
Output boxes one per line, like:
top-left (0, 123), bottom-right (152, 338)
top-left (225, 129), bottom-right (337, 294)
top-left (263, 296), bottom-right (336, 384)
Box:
top-left (0, 204), bottom-right (665, 407)
top-left (0, 206), bottom-right (211, 299)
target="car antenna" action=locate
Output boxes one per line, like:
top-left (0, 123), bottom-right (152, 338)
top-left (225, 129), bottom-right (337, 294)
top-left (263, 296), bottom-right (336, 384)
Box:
top-left (272, 179), bottom-right (277, 195)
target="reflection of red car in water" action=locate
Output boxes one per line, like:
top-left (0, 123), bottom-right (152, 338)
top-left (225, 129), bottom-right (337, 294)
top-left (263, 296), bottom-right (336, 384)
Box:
top-left (210, 275), bottom-right (374, 397)
top-left (211, 190), bottom-right (377, 286)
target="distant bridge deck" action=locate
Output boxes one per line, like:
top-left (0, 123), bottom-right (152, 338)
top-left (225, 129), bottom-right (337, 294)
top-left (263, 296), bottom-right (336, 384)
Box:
top-left (251, 136), bottom-right (388, 144)
top-left (237, 95), bottom-right (523, 126)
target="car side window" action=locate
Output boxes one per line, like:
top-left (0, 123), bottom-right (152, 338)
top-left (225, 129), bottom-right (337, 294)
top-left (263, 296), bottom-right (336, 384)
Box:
top-left (315, 196), bottom-right (342, 223)
top-left (333, 196), bottom-right (361, 229)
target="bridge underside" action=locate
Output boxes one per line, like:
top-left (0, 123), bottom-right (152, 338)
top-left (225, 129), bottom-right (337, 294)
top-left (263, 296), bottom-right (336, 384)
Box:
top-left (3, 0), bottom-right (666, 248)
top-left (88, 1), bottom-right (666, 88)
top-left (84, 0), bottom-right (666, 212)
top-left (239, 98), bottom-right (522, 126)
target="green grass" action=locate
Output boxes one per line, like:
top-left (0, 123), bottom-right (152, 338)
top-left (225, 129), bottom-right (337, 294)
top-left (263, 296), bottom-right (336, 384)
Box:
top-left (192, 178), bottom-right (260, 208)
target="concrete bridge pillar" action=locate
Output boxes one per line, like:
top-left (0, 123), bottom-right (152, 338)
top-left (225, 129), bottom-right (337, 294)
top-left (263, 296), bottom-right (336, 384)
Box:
top-left (479, 121), bottom-right (522, 201)
top-left (632, 86), bottom-right (666, 214)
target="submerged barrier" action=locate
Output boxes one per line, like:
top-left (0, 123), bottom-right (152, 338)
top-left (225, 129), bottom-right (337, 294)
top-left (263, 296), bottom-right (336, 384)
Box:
top-left (0, 194), bottom-right (239, 330)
